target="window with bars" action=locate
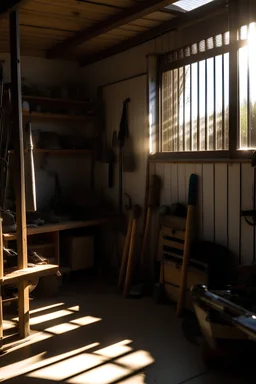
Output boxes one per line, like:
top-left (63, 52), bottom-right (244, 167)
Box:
top-left (160, 33), bottom-right (230, 153)
top-left (238, 22), bottom-right (256, 150)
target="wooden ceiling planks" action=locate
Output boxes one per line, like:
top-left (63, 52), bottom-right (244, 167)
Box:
top-left (0, 0), bottom-right (224, 64)
top-left (47, 0), bottom-right (175, 58)
top-left (21, 1), bottom-right (120, 22)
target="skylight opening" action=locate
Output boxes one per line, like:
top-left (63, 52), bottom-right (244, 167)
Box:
top-left (166, 0), bottom-right (214, 12)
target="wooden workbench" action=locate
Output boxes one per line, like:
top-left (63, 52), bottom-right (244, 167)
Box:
top-left (3, 218), bottom-right (112, 241)
top-left (3, 217), bottom-right (114, 267)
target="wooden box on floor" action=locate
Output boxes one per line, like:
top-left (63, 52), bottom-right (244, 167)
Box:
top-left (158, 215), bottom-right (208, 310)
top-left (36, 274), bottom-right (62, 297)
top-left (63, 235), bottom-right (94, 271)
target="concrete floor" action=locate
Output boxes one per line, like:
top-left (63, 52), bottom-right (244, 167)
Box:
top-left (0, 280), bottom-right (255, 383)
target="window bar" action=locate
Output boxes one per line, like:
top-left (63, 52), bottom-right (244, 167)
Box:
top-left (177, 67), bottom-right (180, 152)
top-left (190, 64), bottom-right (192, 151)
top-left (247, 40), bottom-right (251, 149)
top-left (229, 0), bottom-right (239, 157)
top-left (172, 68), bottom-right (175, 152)
top-left (183, 65), bottom-right (185, 151)
top-left (205, 58), bottom-right (208, 150)
top-left (166, 72), bottom-right (170, 152)
top-left (213, 56), bottom-right (216, 150)
top-left (222, 53), bottom-right (225, 150)
top-left (197, 60), bottom-right (200, 151)
top-left (166, 72), bottom-right (169, 152)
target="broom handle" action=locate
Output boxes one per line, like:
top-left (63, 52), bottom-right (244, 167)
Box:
top-left (177, 174), bottom-right (198, 316)
top-left (123, 217), bottom-right (137, 298)
top-left (117, 211), bottom-right (133, 289)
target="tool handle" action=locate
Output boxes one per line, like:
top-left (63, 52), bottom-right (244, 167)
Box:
top-left (140, 207), bottom-right (152, 266)
top-left (123, 205), bottom-right (141, 297)
top-left (177, 174), bottom-right (198, 316)
top-left (117, 212), bottom-right (133, 290)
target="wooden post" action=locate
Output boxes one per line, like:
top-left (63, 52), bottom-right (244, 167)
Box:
top-left (53, 231), bottom-right (60, 265)
top-left (0, 219), bottom-right (3, 349)
top-left (9, 10), bottom-right (29, 339)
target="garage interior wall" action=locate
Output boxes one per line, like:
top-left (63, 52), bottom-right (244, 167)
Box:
top-left (82, 12), bottom-right (255, 266)
top-left (1, 54), bottom-right (92, 209)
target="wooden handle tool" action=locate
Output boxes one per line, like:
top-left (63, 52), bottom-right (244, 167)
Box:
top-left (117, 211), bottom-right (133, 290)
top-left (123, 204), bottom-right (141, 298)
top-left (177, 174), bottom-right (198, 317)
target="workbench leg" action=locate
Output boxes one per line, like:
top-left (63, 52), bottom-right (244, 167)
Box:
top-left (0, 288), bottom-right (3, 349)
top-left (10, 10), bottom-right (29, 339)
top-left (0, 218), bottom-right (4, 348)
top-left (18, 282), bottom-right (29, 339)
top-left (53, 231), bottom-right (60, 265)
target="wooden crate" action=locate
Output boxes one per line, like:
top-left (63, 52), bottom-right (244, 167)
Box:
top-left (63, 235), bottom-right (94, 271)
top-left (158, 216), bottom-right (208, 309)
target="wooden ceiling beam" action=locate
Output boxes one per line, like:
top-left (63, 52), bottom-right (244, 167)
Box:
top-left (79, 0), bottom-right (228, 67)
top-left (0, 0), bottom-right (25, 16)
top-left (47, 0), bottom-right (175, 58)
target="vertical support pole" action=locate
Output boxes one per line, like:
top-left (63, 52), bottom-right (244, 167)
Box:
top-left (53, 231), bottom-right (60, 265)
top-left (9, 10), bottom-right (29, 339)
top-left (147, 55), bottom-right (159, 154)
top-left (0, 219), bottom-right (3, 349)
top-left (229, 0), bottom-right (239, 157)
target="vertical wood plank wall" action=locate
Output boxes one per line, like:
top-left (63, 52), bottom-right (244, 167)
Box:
top-left (150, 162), bottom-right (254, 265)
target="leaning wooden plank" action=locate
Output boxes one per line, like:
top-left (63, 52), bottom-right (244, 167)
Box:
top-left (0, 264), bottom-right (59, 286)
top-left (10, 9), bottom-right (29, 339)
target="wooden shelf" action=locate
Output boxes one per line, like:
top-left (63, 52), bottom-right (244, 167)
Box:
top-left (22, 111), bottom-right (92, 121)
top-left (23, 95), bottom-right (92, 106)
top-left (28, 242), bottom-right (55, 250)
top-left (0, 264), bottom-right (59, 286)
top-left (3, 218), bottom-right (113, 241)
top-left (9, 149), bottom-right (94, 155)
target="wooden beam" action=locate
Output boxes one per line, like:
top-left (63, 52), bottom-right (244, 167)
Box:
top-left (47, 0), bottom-right (175, 58)
top-left (9, 10), bottom-right (29, 339)
top-left (80, 0), bottom-right (227, 67)
top-left (0, 0), bottom-right (24, 15)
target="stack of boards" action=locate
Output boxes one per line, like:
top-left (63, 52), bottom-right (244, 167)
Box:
top-left (158, 215), bottom-right (208, 310)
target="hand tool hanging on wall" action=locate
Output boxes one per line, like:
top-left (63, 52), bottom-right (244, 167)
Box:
top-left (118, 98), bottom-right (130, 213)
top-left (108, 131), bottom-right (117, 188)
top-left (24, 121), bottom-right (37, 212)
top-left (177, 173), bottom-right (198, 317)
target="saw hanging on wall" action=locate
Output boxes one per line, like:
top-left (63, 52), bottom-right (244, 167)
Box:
top-left (116, 98), bottom-right (137, 212)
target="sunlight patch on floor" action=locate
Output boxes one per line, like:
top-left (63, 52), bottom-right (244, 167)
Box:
top-left (3, 331), bottom-right (52, 353)
top-left (118, 373), bottom-right (146, 383)
top-left (116, 350), bottom-right (155, 370)
top-left (29, 302), bottom-right (65, 315)
top-left (45, 322), bottom-right (80, 335)
top-left (70, 316), bottom-right (101, 326)
top-left (28, 353), bottom-right (106, 381)
top-left (67, 363), bottom-right (131, 384)
top-left (0, 353), bottom-right (46, 381)
top-left (29, 309), bottom-right (74, 325)
top-left (1, 343), bottom-right (99, 382)
top-left (94, 340), bottom-right (133, 358)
